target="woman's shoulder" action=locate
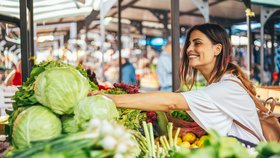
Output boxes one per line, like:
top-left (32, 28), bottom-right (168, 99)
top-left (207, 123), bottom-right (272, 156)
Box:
top-left (203, 74), bottom-right (244, 95)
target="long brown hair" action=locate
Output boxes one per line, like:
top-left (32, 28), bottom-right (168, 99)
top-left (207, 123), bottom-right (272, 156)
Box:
top-left (179, 23), bottom-right (256, 95)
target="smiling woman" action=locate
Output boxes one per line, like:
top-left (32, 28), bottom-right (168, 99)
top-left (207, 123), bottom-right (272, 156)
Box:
top-left (91, 23), bottom-right (266, 146)
top-left (185, 30), bottom-right (223, 80)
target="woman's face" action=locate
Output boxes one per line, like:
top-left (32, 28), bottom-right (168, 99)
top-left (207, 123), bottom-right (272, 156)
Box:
top-left (186, 30), bottom-right (221, 71)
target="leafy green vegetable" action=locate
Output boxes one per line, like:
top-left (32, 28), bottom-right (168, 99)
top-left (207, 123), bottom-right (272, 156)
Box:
top-left (156, 112), bottom-right (168, 136)
top-left (103, 87), bottom-right (147, 133)
top-left (256, 141), bottom-right (280, 158)
top-left (7, 119), bottom-right (139, 158)
top-left (61, 115), bottom-right (79, 134)
top-left (12, 61), bottom-right (97, 109)
top-left (8, 61), bottom-right (97, 142)
top-left (29, 148), bottom-right (89, 158)
top-left (34, 67), bottom-right (91, 115)
top-left (117, 109), bottom-right (147, 131)
top-left (193, 130), bottom-right (254, 158)
top-left (12, 106), bottom-right (62, 149)
top-left (74, 95), bottom-right (119, 130)
top-left (171, 110), bottom-right (193, 122)
top-left (5, 107), bottom-right (29, 140)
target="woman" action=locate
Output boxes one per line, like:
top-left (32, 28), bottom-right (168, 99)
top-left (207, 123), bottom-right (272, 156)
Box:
top-left (91, 23), bottom-right (265, 145)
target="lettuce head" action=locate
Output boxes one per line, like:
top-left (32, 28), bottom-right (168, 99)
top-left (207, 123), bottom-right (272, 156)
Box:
top-left (34, 67), bottom-right (91, 115)
top-left (74, 95), bottom-right (119, 130)
top-left (12, 106), bottom-right (62, 149)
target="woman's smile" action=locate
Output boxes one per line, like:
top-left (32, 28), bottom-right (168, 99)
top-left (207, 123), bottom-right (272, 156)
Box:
top-left (188, 53), bottom-right (200, 59)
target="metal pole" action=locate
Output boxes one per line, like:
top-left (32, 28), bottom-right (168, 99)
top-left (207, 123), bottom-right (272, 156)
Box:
top-left (260, 24), bottom-right (264, 83)
top-left (260, 6), bottom-right (279, 84)
top-left (270, 21), bottom-right (275, 73)
top-left (118, 0), bottom-right (122, 82)
top-left (246, 12), bottom-right (252, 78)
top-left (34, 22), bottom-right (37, 60)
top-left (171, 0), bottom-right (180, 91)
top-left (163, 12), bottom-right (169, 39)
top-left (20, 0), bottom-right (32, 82)
top-left (100, 3), bottom-right (105, 81)
top-left (28, 0), bottom-right (34, 69)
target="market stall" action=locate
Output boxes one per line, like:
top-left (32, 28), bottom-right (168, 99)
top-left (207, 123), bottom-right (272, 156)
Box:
top-left (0, 0), bottom-right (280, 157)
top-left (0, 61), bottom-right (279, 158)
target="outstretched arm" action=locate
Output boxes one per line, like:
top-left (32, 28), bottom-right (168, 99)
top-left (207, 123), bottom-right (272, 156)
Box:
top-left (107, 91), bottom-right (190, 112)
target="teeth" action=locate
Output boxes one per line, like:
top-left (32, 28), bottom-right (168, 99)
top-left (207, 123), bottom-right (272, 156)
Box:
top-left (189, 55), bottom-right (199, 59)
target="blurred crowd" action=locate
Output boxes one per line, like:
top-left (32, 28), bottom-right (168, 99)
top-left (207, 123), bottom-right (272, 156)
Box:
top-left (0, 42), bottom-right (280, 89)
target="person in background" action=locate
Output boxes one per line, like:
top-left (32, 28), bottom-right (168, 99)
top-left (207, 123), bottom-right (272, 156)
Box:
top-left (112, 50), bottom-right (136, 85)
top-left (90, 23), bottom-right (265, 146)
top-left (0, 66), bottom-right (5, 85)
top-left (156, 41), bottom-right (172, 91)
top-left (272, 71), bottom-right (279, 86)
top-left (121, 51), bottom-right (136, 85)
top-left (263, 65), bottom-right (271, 85)
top-left (253, 64), bottom-right (261, 83)
top-left (5, 61), bottom-right (22, 86)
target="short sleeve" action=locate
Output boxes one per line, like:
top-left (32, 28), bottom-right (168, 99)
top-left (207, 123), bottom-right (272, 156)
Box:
top-left (180, 90), bottom-right (232, 135)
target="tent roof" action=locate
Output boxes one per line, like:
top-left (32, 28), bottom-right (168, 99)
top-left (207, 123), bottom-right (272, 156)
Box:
top-left (0, 0), bottom-right (279, 37)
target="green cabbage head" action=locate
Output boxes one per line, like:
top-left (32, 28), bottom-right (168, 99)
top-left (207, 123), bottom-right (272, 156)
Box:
top-left (74, 95), bottom-right (119, 130)
top-left (12, 106), bottom-right (62, 149)
top-left (34, 67), bottom-right (91, 115)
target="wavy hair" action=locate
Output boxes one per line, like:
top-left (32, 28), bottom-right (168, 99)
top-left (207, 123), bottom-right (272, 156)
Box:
top-left (179, 23), bottom-right (256, 95)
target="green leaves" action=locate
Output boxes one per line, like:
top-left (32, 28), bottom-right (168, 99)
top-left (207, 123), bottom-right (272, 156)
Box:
top-left (189, 130), bottom-right (254, 158)
top-left (13, 61), bottom-right (98, 110)
top-left (256, 142), bottom-right (280, 158)
top-left (117, 109), bottom-right (147, 131)
top-left (171, 110), bottom-right (194, 122)
top-left (8, 61), bottom-right (98, 144)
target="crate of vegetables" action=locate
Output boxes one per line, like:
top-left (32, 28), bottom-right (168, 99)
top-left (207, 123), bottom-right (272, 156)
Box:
top-left (166, 112), bottom-right (206, 138)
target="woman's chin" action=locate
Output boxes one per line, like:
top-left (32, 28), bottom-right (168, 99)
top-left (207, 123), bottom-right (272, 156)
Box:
top-left (189, 62), bottom-right (198, 68)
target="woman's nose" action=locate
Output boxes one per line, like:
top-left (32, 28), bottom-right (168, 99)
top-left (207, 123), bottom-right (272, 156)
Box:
top-left (187, 44), bottom-right (193, 54)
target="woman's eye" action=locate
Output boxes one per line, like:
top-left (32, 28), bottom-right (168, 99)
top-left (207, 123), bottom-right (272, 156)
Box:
top-left (194, 42), bottom-right (201, 45)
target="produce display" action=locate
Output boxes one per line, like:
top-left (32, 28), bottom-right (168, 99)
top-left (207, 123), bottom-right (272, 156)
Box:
top-left (100, 83), bottom-right (161, 134)
top-left (6, 61), bottom-right (98, 141)
top-left (5, 61), bottom-right (100, 148)
top-left (166, 113), bottom-right (206, 138)
top-left (134, 122), bottom-right (276, 158)
top-left (1, 60), bottom-right (279, 158)
top-left (6, 119), bottom-right (140, 158)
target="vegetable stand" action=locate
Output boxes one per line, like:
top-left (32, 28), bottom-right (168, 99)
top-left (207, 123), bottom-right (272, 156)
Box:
top-left (0, 61), bottom-right (279, 158)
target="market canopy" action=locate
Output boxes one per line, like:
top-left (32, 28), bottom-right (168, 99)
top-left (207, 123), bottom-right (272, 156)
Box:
top-left (0, 0), bottom-right (100, 22)
top-left (1, 0), bottom-right (279, 37)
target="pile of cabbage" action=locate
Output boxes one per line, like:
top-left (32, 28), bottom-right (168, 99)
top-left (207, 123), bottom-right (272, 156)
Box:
top-left (7, 61), bottom-right (119, 149)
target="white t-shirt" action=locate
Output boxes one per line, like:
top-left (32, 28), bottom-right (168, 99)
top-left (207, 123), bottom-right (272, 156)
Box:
top-left (180, 74), bottom-right (265, 144)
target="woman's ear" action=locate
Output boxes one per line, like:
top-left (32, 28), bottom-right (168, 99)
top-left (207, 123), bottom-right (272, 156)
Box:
top-left (214, 43), bottom-right (222, 56)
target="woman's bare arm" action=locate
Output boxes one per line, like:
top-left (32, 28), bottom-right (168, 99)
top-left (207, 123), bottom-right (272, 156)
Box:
top-left (107, 91), bottom-right (190, 112)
